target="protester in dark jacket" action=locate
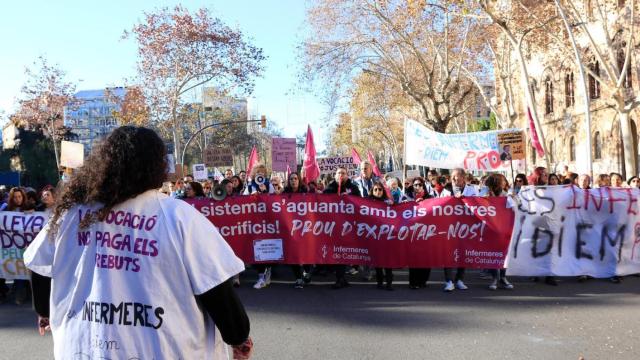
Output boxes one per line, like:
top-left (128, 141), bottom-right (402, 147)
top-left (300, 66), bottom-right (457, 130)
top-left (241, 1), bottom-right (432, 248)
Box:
top-left (324, 167), bottom-right (361, 289)
top-left (408, 177), bottom-right (432, 289)
top-left (368, 180), bottom-right (394, 290)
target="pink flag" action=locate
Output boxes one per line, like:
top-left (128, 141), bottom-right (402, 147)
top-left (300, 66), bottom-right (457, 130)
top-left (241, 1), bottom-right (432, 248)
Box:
top-left (246, 145), bottom-right (259, 175)
top-left (366, 150), bottom-right (383, 177)
top-left (351, 148), bottom-right (362, 166)
top-left (527, 108), bottom-right (545, 158)
top-left (303, 125), bottom-right (321, 183)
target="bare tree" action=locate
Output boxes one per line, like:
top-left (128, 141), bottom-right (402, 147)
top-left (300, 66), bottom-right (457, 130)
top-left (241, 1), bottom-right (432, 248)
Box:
top-left (13, 56), bottom-right (76, 169)
top-left (303, 0), bottom-right (486, 133)
top-left (125, 6), bottom-right (265, 160)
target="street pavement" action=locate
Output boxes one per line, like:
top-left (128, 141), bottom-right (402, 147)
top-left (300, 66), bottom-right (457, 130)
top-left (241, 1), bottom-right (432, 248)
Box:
top-left (2, 269), bottom-right (639, 360)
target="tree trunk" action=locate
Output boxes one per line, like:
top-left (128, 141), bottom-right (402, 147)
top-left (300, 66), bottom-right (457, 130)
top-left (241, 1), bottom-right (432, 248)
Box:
top-left (555, 0), bottom-right (593, 177)
top-left (512, 39), bottom-right (550, 170)
top-left (49, 120), bottom-right (60, 169)
top-left (618, 111), bottom-right (636, 178)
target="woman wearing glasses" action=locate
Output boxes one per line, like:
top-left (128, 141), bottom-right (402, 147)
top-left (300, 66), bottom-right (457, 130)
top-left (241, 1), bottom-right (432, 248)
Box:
top-left (369, 180), bottom-right (394, 290)
top-left (408, 177), bottom-right (432, 289)
top-left (512, 174), bottom-right (528, 194)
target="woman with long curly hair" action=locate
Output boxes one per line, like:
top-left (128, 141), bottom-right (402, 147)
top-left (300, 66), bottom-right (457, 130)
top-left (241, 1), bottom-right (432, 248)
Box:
top-left (24, 126), bottom-right (253, 359)
top-left (0, 187), bottom-right (29, 304)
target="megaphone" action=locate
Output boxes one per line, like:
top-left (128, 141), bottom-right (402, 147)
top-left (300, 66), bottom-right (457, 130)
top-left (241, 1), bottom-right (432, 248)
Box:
top-left (212, 184), bottom-right (227, 201)
top-left (254, 175), bottom-right (267, 186)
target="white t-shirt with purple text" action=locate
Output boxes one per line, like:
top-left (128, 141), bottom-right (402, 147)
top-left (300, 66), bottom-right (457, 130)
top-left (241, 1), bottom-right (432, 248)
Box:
top-left (24, 190), bottom-right (245, 359)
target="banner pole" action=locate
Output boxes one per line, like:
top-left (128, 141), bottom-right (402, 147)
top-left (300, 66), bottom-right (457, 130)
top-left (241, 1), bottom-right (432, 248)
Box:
top-left (403, 119), bottom-right (408, 188)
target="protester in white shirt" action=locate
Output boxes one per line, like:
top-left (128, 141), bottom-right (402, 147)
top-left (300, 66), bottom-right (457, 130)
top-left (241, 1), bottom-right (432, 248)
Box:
top-left (443, 168), bottom-right (475, 292)
top-left (24, 126), bottom-right (253, 360)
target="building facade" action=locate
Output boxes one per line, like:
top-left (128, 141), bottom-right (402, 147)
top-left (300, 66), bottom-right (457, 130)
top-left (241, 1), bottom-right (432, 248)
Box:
top-left (63, 88), bottom-right (125, 154)
top-left (494, 0), bottom-right (640, 179)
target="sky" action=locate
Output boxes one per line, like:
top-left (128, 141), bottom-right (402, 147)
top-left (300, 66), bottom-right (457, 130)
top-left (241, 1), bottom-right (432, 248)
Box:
top-left (0, 0), bottom-right (330, 151)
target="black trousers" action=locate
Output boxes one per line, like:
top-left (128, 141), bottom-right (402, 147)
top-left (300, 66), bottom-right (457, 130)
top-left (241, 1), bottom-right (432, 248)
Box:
top-left (292, 265), bottom-right (312, 279)
top-left (489, 268), bottom-right (507, 280)
top-left (334, 265), bottom-right (346, 281)
top-left (409, 268), bottom-right (431, 287)
top-left (375, 268), bottom-right (393, 285)
top-left (444, 267), bottom-right (465, 282)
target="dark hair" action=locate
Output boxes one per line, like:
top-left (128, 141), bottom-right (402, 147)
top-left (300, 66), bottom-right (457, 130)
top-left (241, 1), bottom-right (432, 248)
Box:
top-left (284, 172), bottom-right (308, 193)
top-left (24, 189), bottom-right (39, 211)
top-left (568, 172), bottom-right (579, 182)
top-left (484, 174), bottom-right (503, 197)
top-left (548, 173), bottom-right (560, 185)
top-left (231, 175), bottom-right (244, 194)
top-left (513, 174), bottom-right (529, 187)
top-left (411, 177), bottom-right (428, 200)
top-left (7, 187), bottom-right (26, 211)
top-left (368, 180), bottom-right (388, 201)
top-left (49, 126), bottom-right (167, 238)
top-left (187, 181), bottom-right (205, 197)
top-left (41, 184), bottom-right (55, 195)
top-left (628, 176), bottom-right (639, 185)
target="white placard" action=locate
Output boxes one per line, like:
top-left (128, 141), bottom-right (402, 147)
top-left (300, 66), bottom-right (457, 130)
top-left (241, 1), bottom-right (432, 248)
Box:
top-left (253, 239), bottom-right (284, 262)
top-left (60, 141), bottom-right (84, 168)
top-left (404, 119), bottom-right (525, 171)
top-left (317, 156), bottom-right (359, 177)
top-left (506, 186), bottom-right (640, 277)
top-left (192, 163), bottom-right (208, 181)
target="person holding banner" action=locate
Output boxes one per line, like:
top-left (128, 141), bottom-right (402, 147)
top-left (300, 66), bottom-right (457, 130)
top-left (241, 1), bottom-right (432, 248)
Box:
top-left (443, 168), bottom-right (476, 292)
top-left (369, 180), bottom-right (394, 290)
top-left (353, 160), bottom-right (379, 197)
top-left (23, 126), bottom-right (253, 359)
top-left (324, 167), bottom-right (361, 289)
top-left (512, 174), bottom-right (528, 195)
top-left (528, 167), bottom-right (559, 287)
top-left (184, 181), bottom-right (206, 199)
top-left (284, 173), bottom-right (313, 289)
top-left (484, 174), bottom-right (515, 290)
top-left (610, 173), bottom-right (624, 188)
top-left (429, 174), bottom-right (452, 198)
top-left (2, 187), bottom-right (30, 305)
top-left (408, 177), bottom-right (432, 289)
top-left (245, 164), bottom-right (276, 290)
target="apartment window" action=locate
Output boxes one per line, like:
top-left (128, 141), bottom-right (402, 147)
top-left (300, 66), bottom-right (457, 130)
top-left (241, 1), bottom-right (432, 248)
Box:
top-left (618, 0), bottom-right (626, 9)
top-left (594, 131), bottom-right (602, 159)
top-left (589, 62), bottom-right (601, 99)
top-left (544, 76), bottom-right (554, 114)
top-left (586, 0), bottom-right (593, 19)
top-left (565, 72), bottom-right (575, 107)
top-left (569, 136), bottom-right (576, 161)
top-left (617, 48), bottom-right (633, 89)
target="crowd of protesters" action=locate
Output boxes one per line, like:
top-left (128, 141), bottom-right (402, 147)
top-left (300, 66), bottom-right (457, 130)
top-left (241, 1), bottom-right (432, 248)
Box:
top-left (0, 185), bottom-right (56, 304)
top-left (159, 162), bottom-right (640, 292)
top-left (2, 163), bottom-right (638, 306)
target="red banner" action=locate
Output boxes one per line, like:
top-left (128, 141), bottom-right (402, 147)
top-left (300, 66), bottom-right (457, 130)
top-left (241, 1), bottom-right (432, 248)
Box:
top-left (188, 194), bottom-right (515, 268)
